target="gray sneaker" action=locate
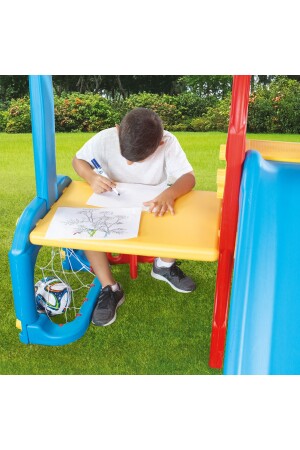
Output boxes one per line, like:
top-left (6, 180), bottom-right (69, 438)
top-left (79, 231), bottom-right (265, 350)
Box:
top-left (92, 284), bottom-right (125, 326)
top-left (151, 259), bottom-right (196, 293)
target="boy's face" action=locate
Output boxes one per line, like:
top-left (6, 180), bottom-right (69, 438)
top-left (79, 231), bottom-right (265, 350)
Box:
top-left (125, 140), bottom-right (165, 165)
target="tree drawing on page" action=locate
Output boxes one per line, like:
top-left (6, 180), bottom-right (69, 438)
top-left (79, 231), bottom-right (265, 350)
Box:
top-left (63, 209), bottom-right (128, 238)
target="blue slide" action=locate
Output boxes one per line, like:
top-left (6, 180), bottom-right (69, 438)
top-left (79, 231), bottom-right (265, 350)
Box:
top-left (224, 150), bottom-right (300, 374)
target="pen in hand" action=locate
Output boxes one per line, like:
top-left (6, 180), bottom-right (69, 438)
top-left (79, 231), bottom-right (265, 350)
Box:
top-left (91, 158), bottom-right (120, 196)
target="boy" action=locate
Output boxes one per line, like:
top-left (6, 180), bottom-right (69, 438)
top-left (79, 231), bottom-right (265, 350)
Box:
top-left (73, 107), bottom-right (196, 327)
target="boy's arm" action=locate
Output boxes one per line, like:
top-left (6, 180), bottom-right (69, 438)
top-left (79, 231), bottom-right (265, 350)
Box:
top-left (143, 171), bottom-right (195, 216)
top-left (72, 156), bottom-right (117, 194)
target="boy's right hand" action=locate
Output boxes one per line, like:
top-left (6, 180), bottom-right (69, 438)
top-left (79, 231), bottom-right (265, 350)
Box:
top-left (89, 171), bottom-right (117, 194)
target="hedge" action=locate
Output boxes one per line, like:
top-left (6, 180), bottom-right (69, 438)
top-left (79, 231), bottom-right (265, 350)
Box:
top-left (2, 91), bottom-right (214, 133)
top-left (120, 92), bottom-right (215, 129)
top-left (2, 77), bottom-right (300, 133)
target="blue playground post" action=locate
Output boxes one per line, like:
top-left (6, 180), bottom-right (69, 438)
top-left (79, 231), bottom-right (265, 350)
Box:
top-left (9, 76), bottom-right (99, 346)
top-left (29, 76), bottom-right (58, 209)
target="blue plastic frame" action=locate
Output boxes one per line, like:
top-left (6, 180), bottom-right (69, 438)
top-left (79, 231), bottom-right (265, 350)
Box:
top-left (8, 75), bottom-right (100, 346)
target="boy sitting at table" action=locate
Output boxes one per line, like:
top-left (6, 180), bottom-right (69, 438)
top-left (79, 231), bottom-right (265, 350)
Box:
top-left (72, 107), bottom-right (196, 327)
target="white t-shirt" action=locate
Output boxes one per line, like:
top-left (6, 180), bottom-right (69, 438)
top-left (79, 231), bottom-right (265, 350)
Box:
top-left (76, 128), bottom-right (193, 185)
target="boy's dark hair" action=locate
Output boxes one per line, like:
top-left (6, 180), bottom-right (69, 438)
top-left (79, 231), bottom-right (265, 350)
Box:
top-left (119, 108), bottom-right (163, 162)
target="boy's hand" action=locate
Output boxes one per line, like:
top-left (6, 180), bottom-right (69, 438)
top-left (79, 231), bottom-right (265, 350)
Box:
top-left (89, 171), bottom-right (117, 194)
top-left (143, 189), bottom-right (175, 217)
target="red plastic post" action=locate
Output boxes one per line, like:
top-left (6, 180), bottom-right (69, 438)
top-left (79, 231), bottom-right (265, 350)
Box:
top-left (106, 253), bottom-right (154, 279)
top-left (138, 256), bottom-right (154, 264)
top-left (106, 253), bottom-right (130, 264)
top-left (209, 75), bottom-right (251, 369)
top-left (129, 255), bottom-right (138, 279)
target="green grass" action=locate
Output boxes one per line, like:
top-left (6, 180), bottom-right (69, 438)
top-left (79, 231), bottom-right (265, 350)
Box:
top-left (2, 131), bottom-right (300, 375)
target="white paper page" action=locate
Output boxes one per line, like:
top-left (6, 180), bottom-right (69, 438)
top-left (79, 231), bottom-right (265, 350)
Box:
top-left (45, 207), bottom-right (142, 240)
top-left (86, 181), bottom-right (168, 210)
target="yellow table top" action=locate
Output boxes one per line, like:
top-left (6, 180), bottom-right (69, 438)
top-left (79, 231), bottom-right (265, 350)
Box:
top-left (30, 181), bottom-right (221, 261)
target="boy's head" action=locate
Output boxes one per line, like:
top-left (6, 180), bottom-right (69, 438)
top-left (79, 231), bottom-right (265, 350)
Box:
top-left (118, 108), bottom-right (163, 162)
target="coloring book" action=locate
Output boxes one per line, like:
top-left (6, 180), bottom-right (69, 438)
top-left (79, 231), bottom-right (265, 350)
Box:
top-left (45, 207), bottom-right (142, 240)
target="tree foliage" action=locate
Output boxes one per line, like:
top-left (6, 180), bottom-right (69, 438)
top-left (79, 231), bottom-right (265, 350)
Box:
top-left (178, 75), bottom-right (233, 99)
top-left (51, 75), bottom-right (181, 99)
top-left (0, 76), bottom-right (28, 107)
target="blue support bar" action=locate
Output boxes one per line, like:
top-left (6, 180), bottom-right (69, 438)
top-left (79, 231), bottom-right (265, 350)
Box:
top-left (9, 197), bottom-right (47, 342)
top-left (29, 76), bottom-right (58, 210)
top-left (9, 75), bottom-right (95, 347)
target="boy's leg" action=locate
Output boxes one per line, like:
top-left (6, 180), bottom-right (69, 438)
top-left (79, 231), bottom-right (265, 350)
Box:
top-left (151, 257), bottom-right (196, 293)
top-left (84, 250), bottom-right (116, 287)
top-left (85, 250), bottom-right (125, 326)
top-left (160, 257), bottom-right (175, 265)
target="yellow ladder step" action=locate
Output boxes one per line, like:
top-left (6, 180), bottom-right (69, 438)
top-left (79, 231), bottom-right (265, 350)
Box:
top-left (219, 144), bottom-right (226, 161)
top-left (216, 168), bottom-right (226, 199)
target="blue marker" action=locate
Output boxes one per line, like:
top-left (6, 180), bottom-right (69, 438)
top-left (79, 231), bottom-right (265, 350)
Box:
top-left (91, 158), bottom-right (120, 196)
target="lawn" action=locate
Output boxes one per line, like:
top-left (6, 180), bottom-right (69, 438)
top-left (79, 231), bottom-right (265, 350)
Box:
top-left (2, 131), bottom-right (300, 375)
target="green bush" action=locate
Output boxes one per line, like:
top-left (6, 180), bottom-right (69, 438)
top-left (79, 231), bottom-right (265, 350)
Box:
top-left (189, 117), bottom-right (210, 131)
top-left (54, 93), bottom-right (120, 132)
top-left (169, 123), bottom-right (190, 131)
top-left (172, 92), bottom-right (217, 119)
top-left (5, 93), bottom-right (121, 133)
top-left (5, 97), bottom-right (31, 133)
top-left (0, 110), bottom-right (8, 132)
top-left (122, 92), bottom-right (180, 128)
top-left (120, 92), bottom-right (215, 130)
top-left (197, 95), bottom-right (231, 132)
top-left (248, 90), bottom-right (274, 133)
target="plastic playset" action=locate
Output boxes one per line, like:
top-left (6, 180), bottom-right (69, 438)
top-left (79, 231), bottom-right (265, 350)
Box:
top-left (9, 75), bottom-right (300, 374)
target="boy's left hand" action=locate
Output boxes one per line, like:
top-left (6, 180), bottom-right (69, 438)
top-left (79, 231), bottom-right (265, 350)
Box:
top-left (143, 189), bottom-right (175, 217)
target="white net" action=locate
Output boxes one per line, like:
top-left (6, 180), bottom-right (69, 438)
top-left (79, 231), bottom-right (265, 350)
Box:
top-left (34, 247), bottom-right (95, 324)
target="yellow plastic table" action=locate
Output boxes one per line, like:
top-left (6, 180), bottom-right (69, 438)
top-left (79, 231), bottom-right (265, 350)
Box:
top-left (30, 181), bottom-right (221, 261)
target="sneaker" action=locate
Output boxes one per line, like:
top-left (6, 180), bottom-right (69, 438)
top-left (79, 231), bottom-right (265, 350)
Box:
top-left (151, 259), bottom-right (196, 293)
top-left (92, 284), bottom-right (125, 326)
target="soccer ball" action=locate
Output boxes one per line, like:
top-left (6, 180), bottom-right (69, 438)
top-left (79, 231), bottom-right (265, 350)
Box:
top-left (35, 277), bottom-right (71, 316)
